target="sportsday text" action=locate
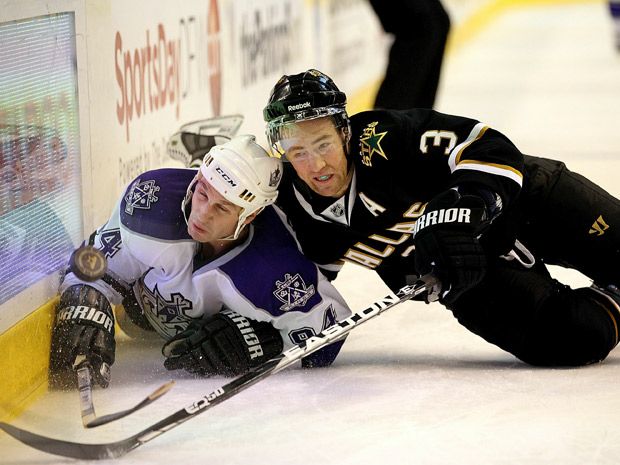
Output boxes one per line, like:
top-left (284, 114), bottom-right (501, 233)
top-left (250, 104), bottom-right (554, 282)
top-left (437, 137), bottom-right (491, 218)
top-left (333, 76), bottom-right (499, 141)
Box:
top-left (114, 13), bottom-right (220, 142)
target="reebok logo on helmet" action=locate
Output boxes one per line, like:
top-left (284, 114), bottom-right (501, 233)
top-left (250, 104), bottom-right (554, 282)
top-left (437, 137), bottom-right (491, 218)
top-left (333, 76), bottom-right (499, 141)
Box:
top-left (287, 101), bottom-right (312, 112)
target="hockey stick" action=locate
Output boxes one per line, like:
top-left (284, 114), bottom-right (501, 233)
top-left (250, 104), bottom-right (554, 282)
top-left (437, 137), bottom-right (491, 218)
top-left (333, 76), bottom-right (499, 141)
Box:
top-left (76, 363), bottom-right (96, 426)
top-left (68, 246), bottom-right (175, 428)
top-left (76, 362), bottom-right (175, 428)
top-left (0, 275), bottom-right (436, 460)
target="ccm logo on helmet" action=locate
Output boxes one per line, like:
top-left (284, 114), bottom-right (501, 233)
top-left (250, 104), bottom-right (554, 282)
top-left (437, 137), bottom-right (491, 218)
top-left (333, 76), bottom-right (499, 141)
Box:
top-left (215, 166), bottom-right (237, 187)
top-left (413, 208), bottom-right (472, 236)
top-left (287, 101), bottom-right (311, 111)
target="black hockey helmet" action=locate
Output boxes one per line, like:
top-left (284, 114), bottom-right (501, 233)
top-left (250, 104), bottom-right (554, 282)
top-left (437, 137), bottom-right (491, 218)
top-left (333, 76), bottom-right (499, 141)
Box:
top-left (263, 69), bottom-right (350, 158)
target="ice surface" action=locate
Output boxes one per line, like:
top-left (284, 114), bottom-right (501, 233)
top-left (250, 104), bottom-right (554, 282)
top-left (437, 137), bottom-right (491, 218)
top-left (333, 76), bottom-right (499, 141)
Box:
top-left (3, 2), bottom-right (620, 464)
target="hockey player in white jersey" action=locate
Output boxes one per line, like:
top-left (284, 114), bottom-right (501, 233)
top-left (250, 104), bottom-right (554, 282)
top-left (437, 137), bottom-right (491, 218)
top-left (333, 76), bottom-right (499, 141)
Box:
top-left (49, 135), bottom-right (351, 388)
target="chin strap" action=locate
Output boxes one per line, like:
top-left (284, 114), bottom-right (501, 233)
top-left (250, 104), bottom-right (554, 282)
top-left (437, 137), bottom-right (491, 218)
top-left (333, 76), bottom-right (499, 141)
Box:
top-left (181, 173), bottom-right (258, 241)
top-left (181, 174), bottom-right (197, 227)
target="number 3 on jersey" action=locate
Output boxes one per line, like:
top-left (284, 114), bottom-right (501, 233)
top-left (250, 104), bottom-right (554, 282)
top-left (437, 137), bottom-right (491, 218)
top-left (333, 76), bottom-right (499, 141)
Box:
top-left (420, 130), bottom-right (457, 155)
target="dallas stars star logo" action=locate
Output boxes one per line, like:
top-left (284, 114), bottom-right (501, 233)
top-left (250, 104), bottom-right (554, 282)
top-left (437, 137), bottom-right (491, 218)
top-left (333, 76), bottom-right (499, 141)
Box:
top-left (359, 121), bottom-right (388, 167)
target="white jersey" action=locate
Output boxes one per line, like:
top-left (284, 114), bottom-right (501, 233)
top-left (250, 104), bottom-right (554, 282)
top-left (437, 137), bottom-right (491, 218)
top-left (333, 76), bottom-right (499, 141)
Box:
top-left (62, 168), bottom-right (351, 365)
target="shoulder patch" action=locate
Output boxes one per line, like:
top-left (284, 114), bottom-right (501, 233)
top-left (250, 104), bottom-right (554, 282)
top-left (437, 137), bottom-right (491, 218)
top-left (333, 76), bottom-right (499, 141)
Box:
top-left (359, 121), bottom-right (388, 167)
top-left (120, 168), bottom-right (195, 241)
top-left (124, 178), bottom-right (160, 215)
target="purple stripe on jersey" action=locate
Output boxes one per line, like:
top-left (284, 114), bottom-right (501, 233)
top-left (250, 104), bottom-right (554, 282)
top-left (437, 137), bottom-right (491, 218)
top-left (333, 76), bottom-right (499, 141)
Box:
top-left (219, 207), bottom-right (323, 317)
top-left (302, 340), bottom-right (346, 368)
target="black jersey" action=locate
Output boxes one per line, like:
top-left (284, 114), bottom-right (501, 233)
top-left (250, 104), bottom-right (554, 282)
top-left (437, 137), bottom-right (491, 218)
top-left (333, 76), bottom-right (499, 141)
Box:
top-left (275, 108), bottom-right (525, 283)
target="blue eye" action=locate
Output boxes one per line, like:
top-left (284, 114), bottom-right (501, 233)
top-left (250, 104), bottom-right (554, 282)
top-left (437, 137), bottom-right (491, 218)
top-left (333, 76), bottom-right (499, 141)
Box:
top-left (318, 142), bottom-right (332, 153)
top-left (290, 150), bottom-right (309, 161)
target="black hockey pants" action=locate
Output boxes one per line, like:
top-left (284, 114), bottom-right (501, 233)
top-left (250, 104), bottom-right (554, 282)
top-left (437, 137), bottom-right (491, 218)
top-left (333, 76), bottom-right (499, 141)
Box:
top-left (449, 156), bottom-right (620, 366)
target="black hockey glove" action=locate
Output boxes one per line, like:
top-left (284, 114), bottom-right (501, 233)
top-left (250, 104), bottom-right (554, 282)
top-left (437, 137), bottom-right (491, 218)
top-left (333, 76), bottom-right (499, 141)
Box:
top-left (162, 309), bottom-right (283, 377)
top-left (413, 189), bottom-right (488, 306)
top-left (49, 284), bottom-right (116, 389)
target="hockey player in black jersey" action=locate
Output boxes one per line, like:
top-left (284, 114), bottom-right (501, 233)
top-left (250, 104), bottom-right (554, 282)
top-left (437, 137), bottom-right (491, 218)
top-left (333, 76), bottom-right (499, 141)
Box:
top-left (263, 68), bottom-right (620, 367)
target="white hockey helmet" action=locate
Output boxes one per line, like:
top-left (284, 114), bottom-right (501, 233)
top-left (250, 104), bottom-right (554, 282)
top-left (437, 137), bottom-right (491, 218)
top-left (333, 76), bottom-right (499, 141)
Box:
top-left (184, 135), bottom-right (283, 240)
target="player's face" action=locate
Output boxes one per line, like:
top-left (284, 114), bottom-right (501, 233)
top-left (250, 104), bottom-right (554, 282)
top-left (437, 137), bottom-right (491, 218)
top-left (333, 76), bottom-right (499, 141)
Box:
top-left (188, 177), bottom-right (242, 242)
top-left (280, 118), bottom-right (351, 198)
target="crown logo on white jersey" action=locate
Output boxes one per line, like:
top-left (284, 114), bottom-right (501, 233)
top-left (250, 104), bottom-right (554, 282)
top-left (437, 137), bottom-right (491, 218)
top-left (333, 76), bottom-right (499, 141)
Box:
top-left (273, 273), bottom-right (316, 312)
top-left (137, 280), bottom-right (193, 338)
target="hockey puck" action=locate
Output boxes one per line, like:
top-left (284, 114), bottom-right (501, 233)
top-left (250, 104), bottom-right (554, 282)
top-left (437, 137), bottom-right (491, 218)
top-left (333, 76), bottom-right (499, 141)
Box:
top-left (69, 246), bottom-right (107, 282)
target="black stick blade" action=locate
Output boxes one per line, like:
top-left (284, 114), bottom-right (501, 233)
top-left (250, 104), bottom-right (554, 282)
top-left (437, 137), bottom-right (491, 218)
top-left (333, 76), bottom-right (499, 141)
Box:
top-left (85, 381), bottom-right (175, 428)
top-left (0, 422), bottom-right (136, 460)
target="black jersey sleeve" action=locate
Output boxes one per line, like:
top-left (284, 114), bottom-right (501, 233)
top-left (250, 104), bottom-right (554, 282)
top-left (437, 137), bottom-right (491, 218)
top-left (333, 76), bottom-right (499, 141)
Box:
top-left (410, 109), bottom-right (524, 207)
top-left (444, 125), bottom-right (523, 207)
top-left (351, 109), bottom-right (524, 208)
